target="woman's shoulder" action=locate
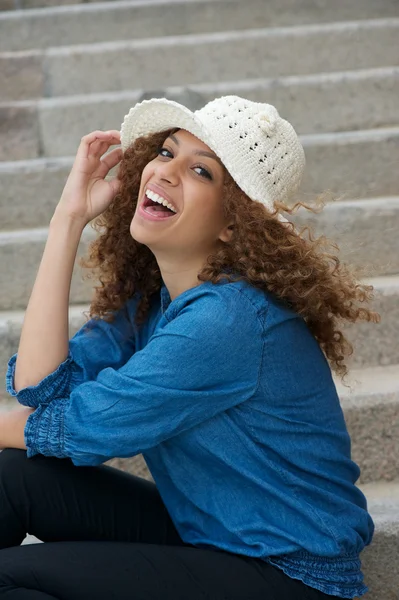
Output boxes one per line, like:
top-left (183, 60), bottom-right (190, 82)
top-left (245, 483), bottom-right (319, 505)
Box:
top-left (170, 277), bottom-right (296, 327)
top-left (218, 277), bottom-right (298, 322)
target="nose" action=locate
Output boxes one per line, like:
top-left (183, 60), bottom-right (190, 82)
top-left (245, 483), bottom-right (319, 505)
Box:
top-left (154, 157), bottom-right (181, 184)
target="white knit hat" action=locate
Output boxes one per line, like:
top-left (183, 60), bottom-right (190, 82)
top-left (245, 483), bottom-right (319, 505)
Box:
top-left (120, 95), bottom-right (306, 221)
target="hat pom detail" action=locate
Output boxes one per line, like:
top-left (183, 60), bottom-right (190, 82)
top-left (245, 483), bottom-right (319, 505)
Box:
top-left (255, 110), bottom-right (278, 135)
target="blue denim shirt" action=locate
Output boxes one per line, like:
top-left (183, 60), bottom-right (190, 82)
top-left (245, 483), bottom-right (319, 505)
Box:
top-left (6, 277), bottom-right (374, 598)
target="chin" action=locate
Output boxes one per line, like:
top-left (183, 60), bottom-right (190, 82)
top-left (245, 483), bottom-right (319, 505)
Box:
top-left (129, 218), bottom-right (155, 247)
top-left (130, 219), bottom-right (145, 242)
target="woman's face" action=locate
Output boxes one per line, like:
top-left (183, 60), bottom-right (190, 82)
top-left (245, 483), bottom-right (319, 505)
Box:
top-left (130, 129), bottom-right (234, 261)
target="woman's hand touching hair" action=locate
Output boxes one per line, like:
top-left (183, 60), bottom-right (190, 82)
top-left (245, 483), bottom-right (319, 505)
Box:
top-left (53, 130), bottom-right (122, 227)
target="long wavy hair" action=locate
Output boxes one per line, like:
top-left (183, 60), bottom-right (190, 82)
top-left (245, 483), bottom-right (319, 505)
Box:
top-left (78, 127), bottom-right (380, 382)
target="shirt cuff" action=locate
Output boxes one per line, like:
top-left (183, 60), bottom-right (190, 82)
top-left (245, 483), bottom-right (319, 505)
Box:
top-left (5, 352), bottom-right (74, 408)
top-left (24, 397), bottom-right (69, 459)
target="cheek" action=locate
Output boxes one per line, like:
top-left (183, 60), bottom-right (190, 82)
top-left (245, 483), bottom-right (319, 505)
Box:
top-left (139, 163), bottom-right (154, 190)
top-left (190, 198), bottom-right (224, 230)
top-left (202, 190), bottom-right (225, 219)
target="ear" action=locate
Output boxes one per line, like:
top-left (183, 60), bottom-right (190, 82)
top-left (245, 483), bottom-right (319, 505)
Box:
top-left (218, 221), bottom-right (235, 243)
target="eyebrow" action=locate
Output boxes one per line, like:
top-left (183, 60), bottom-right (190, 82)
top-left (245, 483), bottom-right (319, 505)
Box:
top-left (168, 133), bottom-right (224, 167)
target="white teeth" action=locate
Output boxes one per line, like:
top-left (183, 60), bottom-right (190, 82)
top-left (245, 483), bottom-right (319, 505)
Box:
top-left (145, 189), bottom-right (177, 213)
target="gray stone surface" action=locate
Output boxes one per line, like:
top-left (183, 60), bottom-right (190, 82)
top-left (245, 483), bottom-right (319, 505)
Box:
top-left (21, 534), bottom-right (43, 544)
top-left (32, 67), bottom-right (399, 159)
top-left (1, 19), bottom-right (396, 100)
top-left (106, 454), bottom-right (154, 481)
top-left (0, 0), bottom-right (14, 11)
top-left (0, 103), bottom-right (39, 160)
top-left (0, 226), bottom-right (96, 311)
top-left (298, 127), bottom-right (399, 201)
top-left (0, 50), bottom-right (43, 101)
top-left (360, 489), bottom-right (399, 600)
top-left (38, 91), bottom-right (142, 159)
top-left (2, 0), bottom-right (399, 52)
top-left (0, 394), bottom-right (17, 411)
top-left (343, 276), bottom-right (399, 369)
top-left (336, 365), bottom-right (399, 483)
top-left (0, 156), bottom-right (73, 231)
top-left (1, 128), bottom-right (398, 231)
top-left (291, 196), bottom-right (399, 276)
top-left (19, 0), bottom-right (80, 9)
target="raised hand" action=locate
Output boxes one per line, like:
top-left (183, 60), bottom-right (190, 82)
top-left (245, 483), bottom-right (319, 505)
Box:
top-left (54, 130), bottom-right (123, 226)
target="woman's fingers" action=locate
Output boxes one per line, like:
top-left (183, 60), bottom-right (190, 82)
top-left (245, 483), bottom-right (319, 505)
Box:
top-left (76, 130), bottom-right (121, 162)
top-left (88, 139), bottom-right (109, 160)
top-left (90, 132), bottom-right (121, 165)
top-left (94, 146), bottom-right (124, 179)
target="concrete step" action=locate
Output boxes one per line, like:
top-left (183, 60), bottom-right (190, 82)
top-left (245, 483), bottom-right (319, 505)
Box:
top-left (0, 395), bottom-right (18, 411)
top-left (292, 196), bottom-right (399, 277)
top-left (1, 127), bottom-right (398, 231)
top-left (359, 479), bottom-right (399, 502)
top-left (2, 18), bottom-right (399, 101)
top-left (299, 127), bottom-right (399, 202)
top-left (0, 0), bottom-right (114, 11)
top-left (0, 225), bottom-right (96, 310)
top-left (2, 66), bottom-right (399, 161)
top-left (344, 274), bottom-right (399, 369)
top-left (2, 0), bottom-right (399, 51)
top-left (335, 365), bottom-right (399, 484)
top-left (7, 0), bottom-right (399, 14)
top-left (357, 480), bottom-right (399, 600)
top-left (0, 196), bottom-right (398, 312)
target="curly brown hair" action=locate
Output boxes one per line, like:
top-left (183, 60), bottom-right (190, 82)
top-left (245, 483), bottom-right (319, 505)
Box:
top-left (78, 128), bottom-right (380, 382)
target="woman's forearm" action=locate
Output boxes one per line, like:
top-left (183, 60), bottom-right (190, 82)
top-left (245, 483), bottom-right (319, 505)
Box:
top-left (13, 212), bottom-right (86, 392)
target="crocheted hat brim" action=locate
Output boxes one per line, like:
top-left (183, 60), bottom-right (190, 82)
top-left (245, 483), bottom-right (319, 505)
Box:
top-left (120, 98), bottom-right (212, 154)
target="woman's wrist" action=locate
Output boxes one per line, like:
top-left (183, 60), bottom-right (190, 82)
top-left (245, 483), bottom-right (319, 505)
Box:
top-left (50, 207), bottom-right (88, 232)
top-left (0, 407), bottom-right (35, 451)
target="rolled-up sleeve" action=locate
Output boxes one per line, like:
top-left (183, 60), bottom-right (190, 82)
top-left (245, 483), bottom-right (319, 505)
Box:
top-left (24, 287), bottom-right (263, 466)
top-left (6, 297), bottom-right (138, 409)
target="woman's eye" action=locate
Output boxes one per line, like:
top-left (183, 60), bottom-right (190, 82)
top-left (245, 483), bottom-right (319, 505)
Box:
top-left (158, 147), bottom-right (172, 158)
top-left (193, 166), bottom-right (212, 180)
top-left (157, 147), bottom-right (213, 180)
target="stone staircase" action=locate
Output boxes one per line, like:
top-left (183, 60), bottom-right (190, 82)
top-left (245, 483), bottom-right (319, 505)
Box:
top-left (0, 0), bottom-right (398, 597)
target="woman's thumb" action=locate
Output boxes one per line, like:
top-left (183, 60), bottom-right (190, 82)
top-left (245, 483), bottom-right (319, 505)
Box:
top-left (109, 177), bottom-right (122, 197)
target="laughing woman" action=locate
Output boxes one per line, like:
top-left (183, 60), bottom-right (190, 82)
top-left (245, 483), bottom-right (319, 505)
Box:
top-left (0, 96), bottom-right (378, 600)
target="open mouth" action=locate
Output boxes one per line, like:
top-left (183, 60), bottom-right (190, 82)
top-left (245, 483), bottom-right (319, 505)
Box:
top-left (141, 191), bottom-right (178, 219)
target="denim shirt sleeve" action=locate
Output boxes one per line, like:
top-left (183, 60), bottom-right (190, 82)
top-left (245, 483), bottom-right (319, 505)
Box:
top-left (5, 298), bottom-right (137, 409)
top-left (24, 287), bottom-right (263, 466)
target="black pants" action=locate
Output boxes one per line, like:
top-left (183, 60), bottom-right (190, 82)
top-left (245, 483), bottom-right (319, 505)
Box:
top-left (0, 448), bottom-right (337, 600)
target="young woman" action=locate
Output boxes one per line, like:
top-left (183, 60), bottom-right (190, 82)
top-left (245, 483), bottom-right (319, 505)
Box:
top-left (0, 95), bottom-right (378, 599)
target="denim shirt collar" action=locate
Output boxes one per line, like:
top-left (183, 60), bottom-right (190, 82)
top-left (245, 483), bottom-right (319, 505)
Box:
top-left (160, 282), bottom-right (172, 314)
top-left (160, 270), bottom-right (236, 315)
